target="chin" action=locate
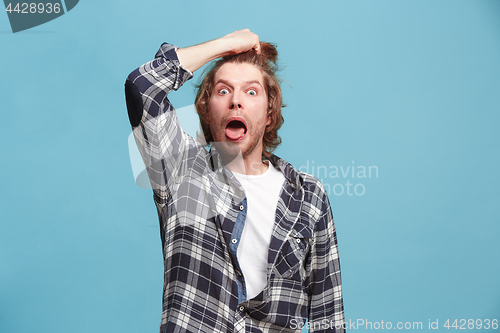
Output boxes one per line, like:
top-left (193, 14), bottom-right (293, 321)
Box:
top-left (212, 141), bottom-right (242, 160)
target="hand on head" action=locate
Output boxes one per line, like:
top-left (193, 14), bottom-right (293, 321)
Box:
top-left (221, 29), bottom-right (261, 55)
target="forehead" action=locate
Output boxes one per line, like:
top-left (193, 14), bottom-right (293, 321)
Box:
top-left (213, 62), bottom-right (265, 86)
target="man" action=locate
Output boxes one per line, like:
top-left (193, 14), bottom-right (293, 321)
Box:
top-left (125, 29), bottom-right (344, 332)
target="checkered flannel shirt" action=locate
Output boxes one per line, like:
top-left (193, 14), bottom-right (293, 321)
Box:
top-left (125, 43), bottom-right (345, 333)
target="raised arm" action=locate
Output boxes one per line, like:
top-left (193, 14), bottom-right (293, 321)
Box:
top-left (124, 30), bottom-right (260, 198)
top-left (176, 29), bottom-right (261, 73)
top-left (125, 29), bottom-right (260, 128)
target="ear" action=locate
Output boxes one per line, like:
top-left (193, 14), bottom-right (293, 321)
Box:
top-left (266, 98), bottom-right (274, 126)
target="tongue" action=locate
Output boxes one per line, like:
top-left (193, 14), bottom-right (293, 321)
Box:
top-left (225, 126), bottom-right (245, 140)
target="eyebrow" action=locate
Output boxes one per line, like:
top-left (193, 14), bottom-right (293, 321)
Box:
top-left (215, 79), bottom-right (263, 88)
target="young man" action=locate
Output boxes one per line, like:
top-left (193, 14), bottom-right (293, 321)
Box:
top-left (125, 29), bottom-right (344, 332)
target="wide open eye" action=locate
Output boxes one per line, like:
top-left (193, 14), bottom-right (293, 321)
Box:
top-left (219, 88), bottom-right (229, 95)
top-left (247, 89), bottom-right (257, 96)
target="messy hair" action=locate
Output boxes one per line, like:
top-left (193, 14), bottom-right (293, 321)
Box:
top-left (194, 42), bottom-right (284, 156)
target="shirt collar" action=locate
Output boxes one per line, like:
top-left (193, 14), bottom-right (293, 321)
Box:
top-left (207, 147), bottom-right (306, 193)
top-left (265, 154), bottom-right (306, 193)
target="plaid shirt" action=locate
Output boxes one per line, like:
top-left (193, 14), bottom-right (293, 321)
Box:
top-left (125, 43), bottom-right (344, 333)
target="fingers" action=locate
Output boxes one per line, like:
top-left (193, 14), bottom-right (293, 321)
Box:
top-left (224, 29), bottom-right (260, 55)
top-left (245, 29), bottom-right (261, 54)
top-left (254, 42), bottom-right (261, 55)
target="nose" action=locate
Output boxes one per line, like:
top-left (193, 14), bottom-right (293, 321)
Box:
top-left (230, 93), bottom-right (242, 109)
top-left (230, 102), bottom-right (242, 109)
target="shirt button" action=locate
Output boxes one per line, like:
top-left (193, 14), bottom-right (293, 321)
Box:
top-left (239, 205), bottom-right (244, 211)
top-left (231, 239), bottom-right (238, 244)
top-left (239, 306), bottom-right (245, 312)
top-left (296, 238), bottom-right (301, 243)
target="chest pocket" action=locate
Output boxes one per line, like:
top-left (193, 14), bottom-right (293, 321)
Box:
top-left (273, 228), bottom-right (312, 280)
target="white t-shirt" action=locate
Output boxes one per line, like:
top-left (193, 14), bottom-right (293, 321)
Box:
top-left (233, 162), bottom-right (286, 300)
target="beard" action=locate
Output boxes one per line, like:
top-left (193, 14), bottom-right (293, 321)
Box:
top-left (210, 122), bottom-right (265, 159)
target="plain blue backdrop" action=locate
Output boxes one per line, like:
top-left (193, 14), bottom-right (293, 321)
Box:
top-left (1, 1), bottom-right (499, 332)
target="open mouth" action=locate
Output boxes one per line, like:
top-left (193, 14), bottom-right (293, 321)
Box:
top-left (225, 120), bottom-right (247, 140)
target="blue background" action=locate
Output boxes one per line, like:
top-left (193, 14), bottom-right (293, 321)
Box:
top-left (1, 0), bottom-right (499, 332)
